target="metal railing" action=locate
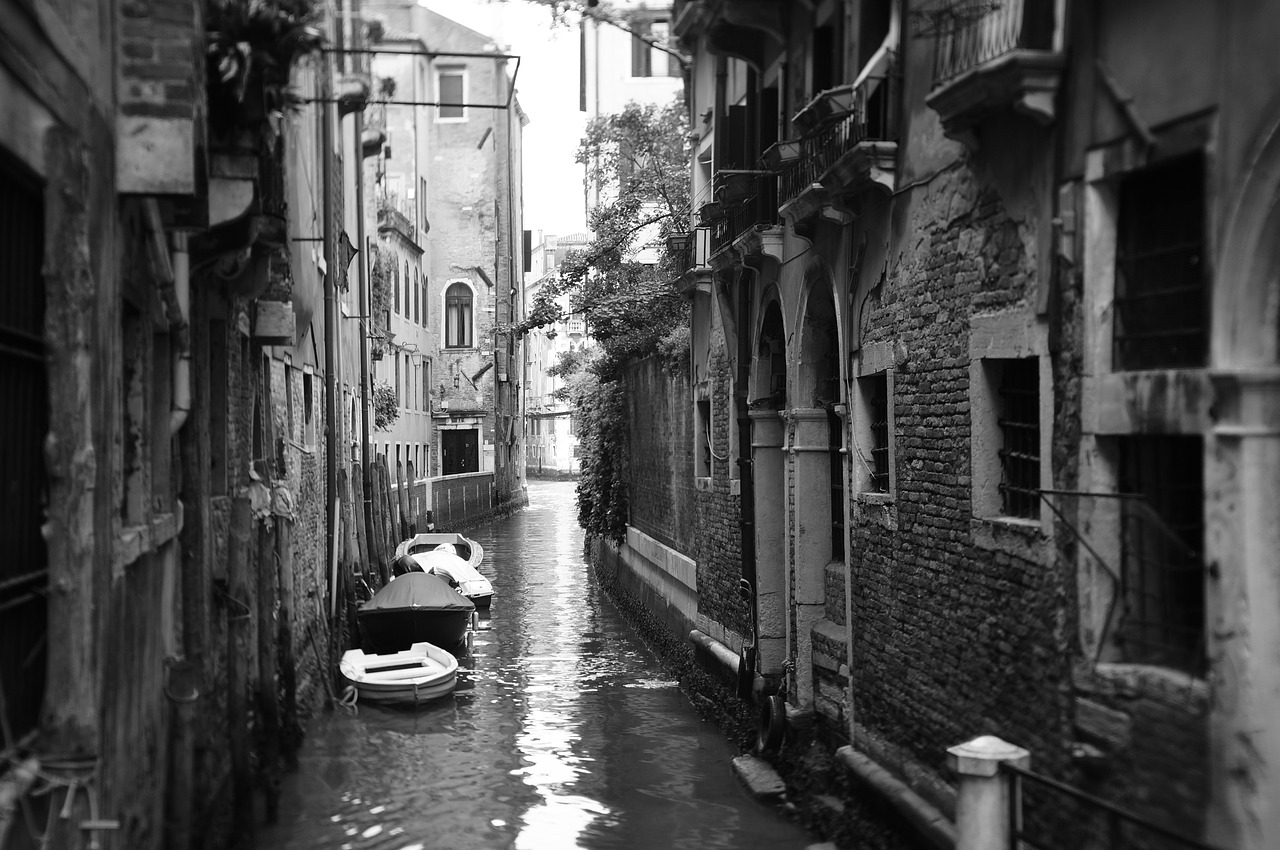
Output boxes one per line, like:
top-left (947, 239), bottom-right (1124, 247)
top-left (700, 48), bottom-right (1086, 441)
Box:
top-left (779, 74), bottom-right (898, 205)
top-left (1004, 762), bottom-right (1221, 850)
top-left (932, 0), bottom-right (1057, 86)
top-left (709, 171), bottom-right (778, 256)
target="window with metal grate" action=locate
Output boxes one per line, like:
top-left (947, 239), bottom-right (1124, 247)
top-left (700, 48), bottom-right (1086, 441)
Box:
top-left (1113, 153), bottom-right (1206, 371)
top-left (997, 358), bottom-right (1040, 519)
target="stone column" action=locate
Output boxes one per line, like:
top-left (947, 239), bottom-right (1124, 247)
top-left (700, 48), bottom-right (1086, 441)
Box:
top-left (947, 735), bottom-right (1031, 850)
top-left (751, 409), bottom-right (787, 677)
top-left (790, 406), bottom-right (834, 706)
top-left (1206, 370), bottom-right (1280, 850)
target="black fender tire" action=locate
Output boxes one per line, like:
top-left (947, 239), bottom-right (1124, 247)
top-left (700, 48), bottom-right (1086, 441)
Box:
top-left (736, 646), bottom-right (757, 700)
top-left (758, 694), bottom-right (787, 752)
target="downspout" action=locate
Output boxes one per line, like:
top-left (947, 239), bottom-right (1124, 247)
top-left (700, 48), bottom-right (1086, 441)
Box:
top-left (322, 60), bottom-right (341, 620)
top-left (737, 271), bottom-right (757, 668)
top-left (143, 199), bottom-right (191, 436)
top-left (170, 232), bottom-right (192, 435)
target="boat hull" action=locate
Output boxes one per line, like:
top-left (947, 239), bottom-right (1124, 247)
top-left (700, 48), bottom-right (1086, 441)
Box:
top-left (357, 608), bottom-right (472, 652)
top-left (340, 642), bottom-right (458, 706)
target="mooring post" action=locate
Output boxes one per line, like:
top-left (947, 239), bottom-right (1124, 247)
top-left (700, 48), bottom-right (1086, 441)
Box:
top-left (948, 735), bottom-right (1031, 850)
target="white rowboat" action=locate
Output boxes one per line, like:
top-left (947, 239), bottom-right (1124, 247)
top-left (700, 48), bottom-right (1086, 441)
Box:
top-left (339, 641), bottom-right (458, 706)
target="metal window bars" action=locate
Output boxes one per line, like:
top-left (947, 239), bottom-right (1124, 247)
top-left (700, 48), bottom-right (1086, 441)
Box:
top-left (1113, 154), bottom-right (1207, 371)
top-left (867, 373), bottom-right (890, 493)
top-left (709, 170), bottom-right (779, 256)
top-left (997, 359), bottom-right (1040, 519)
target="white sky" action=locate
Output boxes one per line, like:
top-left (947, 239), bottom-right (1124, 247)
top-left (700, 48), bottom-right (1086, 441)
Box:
top-left (421, 0), bottom-right (589, 239)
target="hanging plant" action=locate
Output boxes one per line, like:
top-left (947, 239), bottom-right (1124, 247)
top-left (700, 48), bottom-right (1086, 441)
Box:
top-left (372, 382), bottom-right (399, 430)
top-left (206, 0), bottom-right (325, 138)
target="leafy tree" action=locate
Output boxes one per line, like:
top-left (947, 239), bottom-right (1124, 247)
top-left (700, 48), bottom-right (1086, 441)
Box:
top-left (372, 382), bottom-right (399, 430)
top-left (519, 95), bottom-right (691, 381)
top-left (518, 94), bottom-right (692, 540)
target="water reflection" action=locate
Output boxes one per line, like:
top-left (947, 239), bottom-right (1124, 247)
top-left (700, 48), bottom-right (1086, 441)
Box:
top-left (257, 480), bottom-right (813, 850)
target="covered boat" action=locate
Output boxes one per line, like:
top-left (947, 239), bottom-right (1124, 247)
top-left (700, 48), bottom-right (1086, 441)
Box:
top-left (395, 532), bottom-right (484, 571)
top-left (409, 549), bottom-right (494, 608)
top-left (357, 572), bottom-right (475, 652)
top-left (339, 642), bottom-right (458, 706)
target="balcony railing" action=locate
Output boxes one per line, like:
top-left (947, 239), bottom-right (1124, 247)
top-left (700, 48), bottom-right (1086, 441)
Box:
top-left (709, 171), bottom-right (778, 256)
top-left (932, 0), bottom-right (1056, 86)
top-left (779, 74), bottom-right (898, 205)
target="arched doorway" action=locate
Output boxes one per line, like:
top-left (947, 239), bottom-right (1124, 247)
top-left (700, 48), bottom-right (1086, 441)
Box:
top-left (750, 298), bottom-right (788, 683)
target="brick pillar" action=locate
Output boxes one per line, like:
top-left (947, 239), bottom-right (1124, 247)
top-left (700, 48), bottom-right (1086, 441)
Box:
top-left (948, 735), bottom-right (1031, 850)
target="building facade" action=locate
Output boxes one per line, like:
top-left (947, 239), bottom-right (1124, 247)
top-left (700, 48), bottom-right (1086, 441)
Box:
top-left (0, 0), bottom-right (372, 846)
top-left (524, 232), bottom-right (594, 478)
top-left (601, 1), bottom-right (1280, 847)
top-left (365, 2), bottom-right (528, 507)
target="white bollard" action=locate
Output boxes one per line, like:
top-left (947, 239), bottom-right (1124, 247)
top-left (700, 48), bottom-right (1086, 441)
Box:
top-left (948, 735), bottom-right (1031, 850)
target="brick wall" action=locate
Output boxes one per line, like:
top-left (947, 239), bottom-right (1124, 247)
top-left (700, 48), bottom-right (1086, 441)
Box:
top-left (850, 167), bottom-right (1075, 785)
top-left (625, 355), bottom-right (696, 553)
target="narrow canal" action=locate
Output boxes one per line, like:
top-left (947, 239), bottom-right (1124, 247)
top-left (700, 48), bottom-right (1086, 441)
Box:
top-left (257, 479), bottom-right (816, 850)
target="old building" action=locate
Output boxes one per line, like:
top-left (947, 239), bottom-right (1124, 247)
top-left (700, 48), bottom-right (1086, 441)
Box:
top-left (524, 232), bottom-right (595, 478)
top-left (599, 0), bottom-right (1280, 847)
top-left (362, 2), bottom-right (528, 512)
top-left (0, 0), bottom-right (373, 845)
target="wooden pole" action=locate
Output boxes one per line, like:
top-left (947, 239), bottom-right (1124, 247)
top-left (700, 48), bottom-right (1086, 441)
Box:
top-left (226, 495), bottom-right (254, 844)
top-left (276, 515), bottom-right (299, 771)
top-left (351, 462), bottom-right (369, 581)
top-left (396, 459), bottom-right (412, 540)
top-left (256, 518), bottom-right (281, 823)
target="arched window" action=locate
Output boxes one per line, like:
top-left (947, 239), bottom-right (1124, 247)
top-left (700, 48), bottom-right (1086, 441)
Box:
top-left (393, 262), bottom-right (400, 313)
top-left (414, 268), bottom-right (421, 323)
top-left (445, 282), bottom-right (473, 348)
top-left (403, 263), bottom-right (411, 316)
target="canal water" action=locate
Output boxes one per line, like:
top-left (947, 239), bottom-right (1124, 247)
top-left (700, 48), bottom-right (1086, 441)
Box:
top-left (257, 479), bottom-right (816, 850)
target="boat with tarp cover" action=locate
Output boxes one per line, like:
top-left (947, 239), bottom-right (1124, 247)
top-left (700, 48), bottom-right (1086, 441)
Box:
top-left (357, 572), bottom-right (475, 652)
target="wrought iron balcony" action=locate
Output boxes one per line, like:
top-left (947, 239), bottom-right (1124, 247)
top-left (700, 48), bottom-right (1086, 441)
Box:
top-left (926, 0), bottom-right (1064, 144)
top-left (778, 73), bottom-right (899, 216)
top-left (709, 170), bottom-right (778, 257)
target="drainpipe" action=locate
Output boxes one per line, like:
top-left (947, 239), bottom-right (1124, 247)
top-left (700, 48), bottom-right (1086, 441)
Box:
top-left (322, 61), bottom-right (341, 620)
top-left (143, 198), bottom-right (192, 436)
top-left (170, 232), bottom-right (191, 435)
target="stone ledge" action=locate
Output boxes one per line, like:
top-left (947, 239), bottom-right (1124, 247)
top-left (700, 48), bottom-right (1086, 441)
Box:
top-left (732, 754), bottom-right (787, 801)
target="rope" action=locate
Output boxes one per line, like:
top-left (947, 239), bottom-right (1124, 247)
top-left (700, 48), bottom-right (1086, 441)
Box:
top-left (337, 685), bottom-right (359, 715)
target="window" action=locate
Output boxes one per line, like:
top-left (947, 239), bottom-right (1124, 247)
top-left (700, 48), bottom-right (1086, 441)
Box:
top-left (445, 282), bottom-right (473, 348)
top-left (630, 20), bottom-right (680, 77)
top-left (860, 372), bottom-right (890, 493)
top-left (1116, 436), bottom-right (1205, 674)
top-left (695, 399), bottom-right (711, 477)
top-left (997, 358), bottom-right (1040, 518)
top-left (404, 262), bottom-right (411, 315)
top-left (303, 370), bottom-right (315, 446)
top-left (414, 268), bottom-right (421, 324)
top-left (437, 68), bottom-right (466, 121)
top-left (973, 357), bottom-right (1041, 520)
top-left (394, 355), bottom-right (401, 406)
top-left (421, 273), bottom-right (429, 325)
top-left (1113, 153), bottom-right (1206, 371)
top-left (393, 262), bottom-right (400, 314)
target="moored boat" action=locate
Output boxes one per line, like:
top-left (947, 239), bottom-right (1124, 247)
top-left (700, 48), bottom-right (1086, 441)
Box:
top-left (395, 532), bottom-right (484, 571)
top-left (357, 572), bottom-right (475, 652)
top-left (408, 549), bottom-right (494, 608)
top-left (339, 641), bottom-right (458, 706)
